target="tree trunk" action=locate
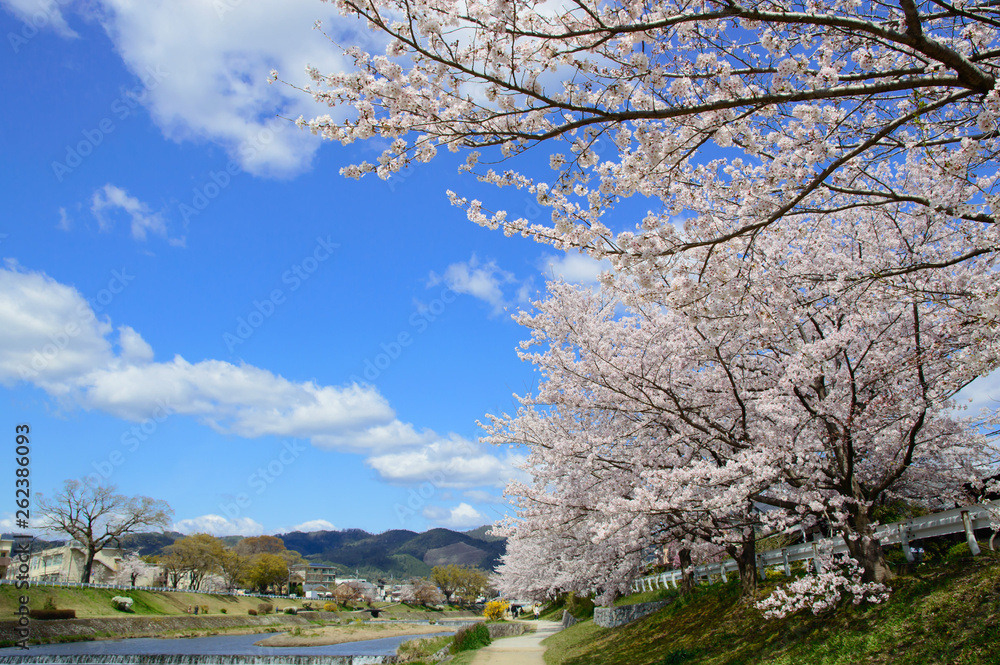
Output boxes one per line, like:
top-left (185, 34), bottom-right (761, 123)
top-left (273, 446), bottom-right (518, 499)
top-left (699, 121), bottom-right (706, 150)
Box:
top-left (726, 529), bottom-right (757, 599)
top-left (678, 547), bottom-right (695, 595)
top-left (844, 507), bottom-right (893, 583)
top-left (82, 549), bottom-right (96, 583)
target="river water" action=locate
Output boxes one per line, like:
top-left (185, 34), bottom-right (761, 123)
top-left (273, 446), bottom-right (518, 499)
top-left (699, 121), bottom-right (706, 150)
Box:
top-left (0, 629), bottom-right (454, 658)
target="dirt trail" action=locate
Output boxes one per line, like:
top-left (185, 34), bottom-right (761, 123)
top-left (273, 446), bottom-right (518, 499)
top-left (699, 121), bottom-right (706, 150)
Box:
top-left (470, 620), bottom-right (562, 665)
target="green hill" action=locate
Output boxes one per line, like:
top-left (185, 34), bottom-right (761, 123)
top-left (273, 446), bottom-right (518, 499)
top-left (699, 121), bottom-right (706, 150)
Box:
top-left (9, 526), bottom-right (506, 582)
top-left (278, 527), bottom-right (505, 579)
top-left (543, 554), bottom-right (1000, 665)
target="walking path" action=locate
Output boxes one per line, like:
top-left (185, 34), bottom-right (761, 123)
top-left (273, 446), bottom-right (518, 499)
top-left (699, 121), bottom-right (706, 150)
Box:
top-left (470, 620), bottom-right (562, 665)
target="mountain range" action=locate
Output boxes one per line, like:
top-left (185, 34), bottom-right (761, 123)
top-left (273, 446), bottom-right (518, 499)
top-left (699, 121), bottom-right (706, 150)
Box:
top-left (22, 526), bottom-right (506, 581)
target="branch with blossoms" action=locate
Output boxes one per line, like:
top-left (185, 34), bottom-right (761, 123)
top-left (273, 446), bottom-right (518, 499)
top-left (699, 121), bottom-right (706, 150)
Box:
top-left (755, 556), bottom-right (890, 619)
top-left (293, 0), bottom-right (1000, 278)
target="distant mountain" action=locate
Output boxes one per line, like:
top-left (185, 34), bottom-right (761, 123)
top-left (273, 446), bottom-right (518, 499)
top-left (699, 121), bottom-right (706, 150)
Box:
top-left (9, 526), bottom-right (506, 581)
top-left (463, 525), bottom-right (504, 542)
top-left (277, 527), bottom-right (506, 580)
top-left (118, 531), bottom-right (184, 556)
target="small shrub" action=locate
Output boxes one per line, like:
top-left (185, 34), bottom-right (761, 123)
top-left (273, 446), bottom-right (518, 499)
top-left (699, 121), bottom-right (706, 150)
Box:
top-left (483, 599), bottom-right (509, 621)
top-left (111, 596), bottom-right (134, 612)
top-left (284, 607), bottom-right (297, 614)
top-left (248, 609), bottom-right (258, 616)
top-left (200, 605), bottom-right (209, 614)
top-left (944, 541), bottom-right (987, 561)
top-left (257, 602), bottom-right (273, 615)
top-left (323, 602), bottom-right (338, 612)
top-left (219, 608), bottom-right (227, 614)
top-left (450, 623), bottom-right (491, 653)
top-left (28, 609), bottom-right (76, 620)
top-left (42, 597), bottom-right (57, 611)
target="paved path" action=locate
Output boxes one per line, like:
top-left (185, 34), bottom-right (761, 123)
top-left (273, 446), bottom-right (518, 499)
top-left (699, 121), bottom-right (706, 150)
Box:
top-left (470, 620), bottom-right (562, 665)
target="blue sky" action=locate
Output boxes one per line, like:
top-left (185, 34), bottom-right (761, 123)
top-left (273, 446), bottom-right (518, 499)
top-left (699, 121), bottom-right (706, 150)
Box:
top-left (0, 0), bottom-right (613, 538)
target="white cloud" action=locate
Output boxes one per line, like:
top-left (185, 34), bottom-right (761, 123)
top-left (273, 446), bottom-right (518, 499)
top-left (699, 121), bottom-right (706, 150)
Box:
top-left (83, 0), bottom-right (363, 177)
top-left (312, 420), bottom-right (437, 453)
top-left (463, 489), bottom-right (505, 504)
top-left (174, 514), bottom-right (264, 537)
top-left (117, 325), bottom-right (153, 364)
top-left (367, 435), bottom-right (525, 488)
top-left (90, 183), bottom-right (175, 243)
top-left (540, 251), bottom-right (611, 286)
top-left (57, 207), bottom-right (72, 232)
top-left (0, 511), bottom-right (43, 535)
top-left (423, 503), bottom-right (487, 529)
top-left (0, 263), bottom-right (520, 495)
top-left (429, 255), bottom-right (517, 315)
top-left (1, 0), bottom-right (77, 37)
top-left (290, 519), bottom-right (336, 532)
top-left (0, 263), bottom-right (394, 440)
top-left (0, 262), bottom-right (115, 387)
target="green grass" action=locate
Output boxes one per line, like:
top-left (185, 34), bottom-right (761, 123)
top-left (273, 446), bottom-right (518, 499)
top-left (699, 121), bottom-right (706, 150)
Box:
top-left (0, 585), bottom-right (313, 619)
top-left (543, 554), bottom-right (1000, 665)
top-left (613, 585), bottom-right (681, 607)
top-left (397, 633), bottom-right (453, 661)
top-left (446, 652), bottom-right (479, 665)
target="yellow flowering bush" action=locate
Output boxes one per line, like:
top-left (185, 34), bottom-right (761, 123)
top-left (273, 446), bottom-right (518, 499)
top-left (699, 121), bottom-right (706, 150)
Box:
top-left (483, 599), bottom-right (509, 621)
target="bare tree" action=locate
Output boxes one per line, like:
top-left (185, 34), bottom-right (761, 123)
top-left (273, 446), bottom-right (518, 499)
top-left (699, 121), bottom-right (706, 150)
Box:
top-left (38, 481), bottom-right (173, 583)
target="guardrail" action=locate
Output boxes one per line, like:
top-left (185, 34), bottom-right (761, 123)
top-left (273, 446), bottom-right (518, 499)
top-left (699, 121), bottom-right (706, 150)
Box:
top-left (0, 577), bottom-right (292, 600)
top-left (630, 501), bottom-right (998, 593)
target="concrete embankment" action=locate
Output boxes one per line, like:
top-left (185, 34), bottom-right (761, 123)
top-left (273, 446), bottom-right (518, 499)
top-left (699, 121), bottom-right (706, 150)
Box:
top-left (0, 614), bottom-right (310, 644)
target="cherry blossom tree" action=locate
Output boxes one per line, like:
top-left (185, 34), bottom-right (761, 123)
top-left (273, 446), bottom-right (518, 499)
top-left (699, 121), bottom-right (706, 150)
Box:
top-left (294, 0), bottom-right (1000, 286)
top-left (114, 551), bottom-right (157, 588)
top-left (290, 0), bottom-right (1000, 604)
top-left (486, 204), bottom-right (999, 597)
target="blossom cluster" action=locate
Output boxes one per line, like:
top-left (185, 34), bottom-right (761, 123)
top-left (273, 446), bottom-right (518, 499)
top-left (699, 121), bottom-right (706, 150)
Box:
top-left (755, 557), bottom-right (890, 619)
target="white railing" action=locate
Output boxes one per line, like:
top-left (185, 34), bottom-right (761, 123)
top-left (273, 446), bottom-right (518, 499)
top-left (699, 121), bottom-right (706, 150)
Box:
top-left (630, 501), bottom-right (998, 593)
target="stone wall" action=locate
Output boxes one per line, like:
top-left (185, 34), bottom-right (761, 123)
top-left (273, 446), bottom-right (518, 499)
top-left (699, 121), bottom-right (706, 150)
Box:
top-left (485, 622), bottom-right (527, 639)
top-left (560, 610), bottom-right (578, 629)
top-left (0, 613), bottom-right (310, 643)
top-left (593, 601), bottom-right (671, 629)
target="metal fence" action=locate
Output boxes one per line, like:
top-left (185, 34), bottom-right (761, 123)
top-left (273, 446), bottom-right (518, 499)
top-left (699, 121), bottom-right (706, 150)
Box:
top-left (630, 501), bottom-right (998, 593)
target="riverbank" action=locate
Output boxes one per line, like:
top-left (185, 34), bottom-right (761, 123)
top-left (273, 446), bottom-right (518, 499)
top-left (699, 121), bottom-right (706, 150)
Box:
top-left (0, 613), bottom-right (310, 646)
top-left (541, 555), bottom-right (1000, 664)
top-left (0, 585), bottom-right (312, 619)
top-left (255, 623), bottom-right (455, 647)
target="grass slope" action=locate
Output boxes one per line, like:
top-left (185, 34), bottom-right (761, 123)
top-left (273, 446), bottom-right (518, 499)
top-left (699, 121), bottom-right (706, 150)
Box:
top-left (544, 555), bottom-right (1000, 665)
top-left (0, 586), bottom-right (312, 619)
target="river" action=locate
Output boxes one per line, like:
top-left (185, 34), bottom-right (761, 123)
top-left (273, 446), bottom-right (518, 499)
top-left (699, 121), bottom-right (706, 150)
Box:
top-left (0, 628), bottom-right (454, 658)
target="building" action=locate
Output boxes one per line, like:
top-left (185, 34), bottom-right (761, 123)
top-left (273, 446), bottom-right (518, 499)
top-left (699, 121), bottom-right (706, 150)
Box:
top-left (295, 563), bottom-right (339, 597)
top-left (25, 542), bottom-right (125, 583)
top-left (0, 538), bottom-right (14, 579)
